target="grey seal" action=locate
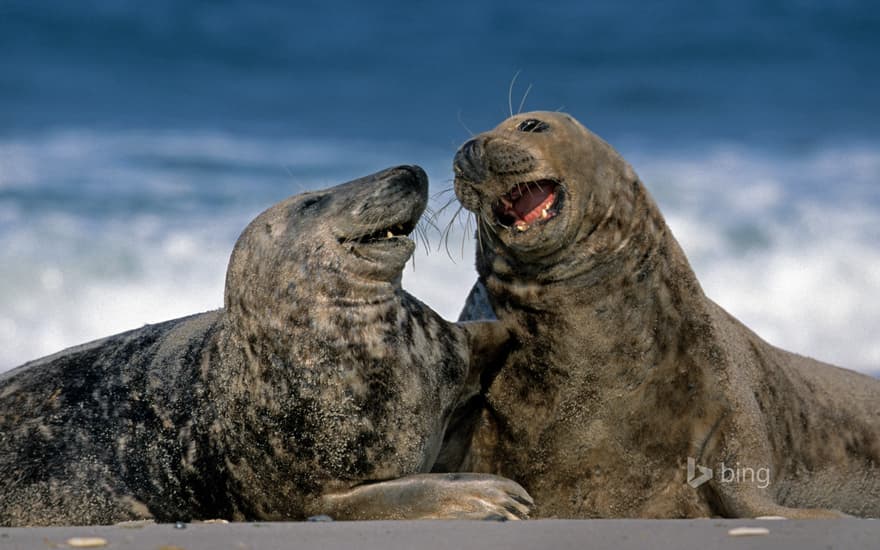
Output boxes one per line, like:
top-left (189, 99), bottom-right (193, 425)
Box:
top-left (441, 111), bottom-right (880, 518)
top-left (0, 165), bottom-right (532, 526)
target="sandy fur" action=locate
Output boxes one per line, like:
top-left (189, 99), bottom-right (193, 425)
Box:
top-left (444, 111), bottom-right (880, 518)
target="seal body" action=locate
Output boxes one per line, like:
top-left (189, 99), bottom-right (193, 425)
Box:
top-left (444, 111), bottom-right (880, 518)
top-left (0, 166), bottom-right (531, 526)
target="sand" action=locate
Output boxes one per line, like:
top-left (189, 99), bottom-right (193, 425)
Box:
top-left (1, 519), bottom-right (877, 550)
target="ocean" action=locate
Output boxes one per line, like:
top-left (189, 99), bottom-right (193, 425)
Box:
top-left (1, 0), bottom-right (878, 373)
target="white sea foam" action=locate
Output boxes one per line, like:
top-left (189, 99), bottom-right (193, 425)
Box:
top-left (633, 146), bottom-right (880, 372)
top-left (0, 132), bottom-right (878, 376)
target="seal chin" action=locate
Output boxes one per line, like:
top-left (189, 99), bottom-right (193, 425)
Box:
top-left (492, 179), bottom-right (564, 234)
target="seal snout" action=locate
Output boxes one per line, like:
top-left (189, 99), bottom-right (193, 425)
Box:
top-left (388, 164), bottom-right (429, 196)
top-left (454, 138), bottom-right (486, 183)
top-left (343, 168), bottom-right (426, 245)
top-left (453, 134), bottom-right (562, 235)
top-left (454, 137), bottom-right (538, 183)
top-left (330, 165), bottom-right (431, 280)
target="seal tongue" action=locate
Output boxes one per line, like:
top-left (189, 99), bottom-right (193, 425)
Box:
top-left (512, 182), bottom-right (556, 224)
top-left (494, 180), bottom-right (560, 229)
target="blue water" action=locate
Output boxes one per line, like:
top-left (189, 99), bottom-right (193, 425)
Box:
top-left (3, 1), bottom-right (878, 146)
top-left (1, 0), bottom-right (879, 372)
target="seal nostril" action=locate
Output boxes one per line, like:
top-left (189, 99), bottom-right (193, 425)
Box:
top-left (461, 138), bottom-right (481, 162)
top-left (454, 138), bottom-right (486, 183)
top-left (394, 165), bottom-right (429, 192)
top-left (397, 165), bottom-right (427, 181)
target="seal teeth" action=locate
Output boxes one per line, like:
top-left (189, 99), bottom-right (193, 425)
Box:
top-left (515, 221), bottom-right (528, 232)
top-left (386, 230), bottom-right (394, 238)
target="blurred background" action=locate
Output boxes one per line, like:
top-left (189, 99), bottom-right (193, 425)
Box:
top-left (1, 0), bottom-right (878, 373)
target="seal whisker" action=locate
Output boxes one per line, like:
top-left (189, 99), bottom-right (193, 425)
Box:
top-left (457, 109), bottom-right (475, 137)
top-left (476, 214), bottom-right (497, 258)
top-left (345, 209), bottom-right (386, 248)
top-left (409, 246), bottom-right (417, 270)
top-left (440, 204), bottom-right (462, 257)
top-left (431, 186), bottom-right (456, 201)
top-left (439, 203), bottom-right (469, 259)
top-left (507, 70), bottom-right (522, 118)
top-left (415, 219), bottom-right (433, 255)
top-left (462, 212), bottom-right (476, 258)
top-left (421, 205), bottom-right (443, 234)
top-left (433, 193), bottom-right (462, 219)
top-left (366, 210), bottom-right (386, 234)
top-left (436, 199), bottom-right (467, 259)
top-left (481, 209), bottom-right (500, 236)
top-left (517, 83), bottom-right (533, 115)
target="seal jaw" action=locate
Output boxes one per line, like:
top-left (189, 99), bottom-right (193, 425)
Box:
top-left (344, 218), bottom-right (419, 246)
top-left (343, 219), bottom-right (419, 270)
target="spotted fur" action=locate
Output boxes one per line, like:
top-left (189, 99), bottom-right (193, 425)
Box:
top-left (0, 166), bottom-right (531, 526)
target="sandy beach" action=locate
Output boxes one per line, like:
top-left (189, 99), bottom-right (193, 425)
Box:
top-left (2, 519), bottom-right (878, 550)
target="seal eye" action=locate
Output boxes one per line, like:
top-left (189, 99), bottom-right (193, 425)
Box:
top-left (299, 195), bottom-right (328, 213)
top-left (517, 119), bottom-right (549, 133)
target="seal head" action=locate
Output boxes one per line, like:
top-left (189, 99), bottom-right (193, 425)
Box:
top-left (226, 164), bottom-right (426, 308)
top-left (454, 111), bottom-right (648, 284)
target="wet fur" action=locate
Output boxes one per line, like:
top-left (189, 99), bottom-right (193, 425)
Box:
top-left (441, 111), bottom-right (880, 518)
top-left (0, 166), bottom-right (531, 526)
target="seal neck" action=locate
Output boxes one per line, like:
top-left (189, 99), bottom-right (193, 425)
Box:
top-left (481, 179), bottom-right (708, 389)
top-left (480, 178), bottom-right (681, 305)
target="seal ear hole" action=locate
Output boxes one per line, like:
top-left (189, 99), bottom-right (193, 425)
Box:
top-left (517, 119), bottom-right (550, 133)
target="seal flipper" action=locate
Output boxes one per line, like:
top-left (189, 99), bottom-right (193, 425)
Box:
top-left (433, 319), bottom-right (512, 473)
top-left (457, 319), bottom-right (514, 389)
top-left (309, 473), bottom-right (533, 520)
top-left (714, 485), bottom-right (850, 519)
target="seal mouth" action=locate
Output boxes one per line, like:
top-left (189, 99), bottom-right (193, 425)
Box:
top-left (348, 218), bottom-right (418, 246)
top-left (338, 216), bottom-right (419, 280)
top-left (492, 179), bottom-right (563, 232)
